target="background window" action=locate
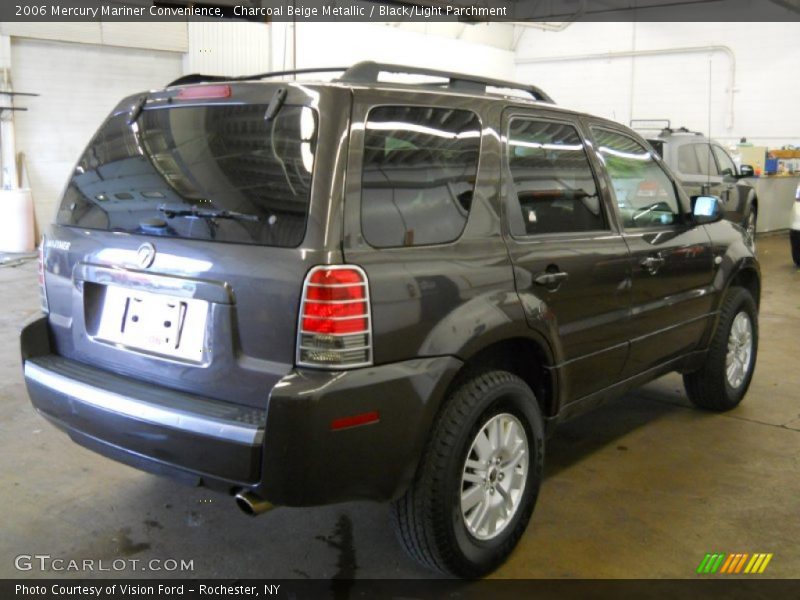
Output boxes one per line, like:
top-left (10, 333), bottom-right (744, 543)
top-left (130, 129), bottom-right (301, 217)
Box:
top-left (506, 119), bottom-right (604, 236)
top-left (677, 144), bottom-right (701, 174)
top-left (361, 106), bottom-right (481, 248)
top-left (712, 145), bottom-right (737, 177)
top-left (694, 143), bottom-right (719, 177)
top-left (593, 128), bottom-right (682, 229)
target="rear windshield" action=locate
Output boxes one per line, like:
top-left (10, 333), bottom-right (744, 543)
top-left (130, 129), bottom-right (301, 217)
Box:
top-left (57, 104), bottom-right (317, 247)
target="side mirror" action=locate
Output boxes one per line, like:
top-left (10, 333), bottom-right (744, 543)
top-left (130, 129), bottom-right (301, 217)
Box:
top-left (739, 164), bottom-right (755, 178)
top-left (692, 195), bottom-right (724, 224)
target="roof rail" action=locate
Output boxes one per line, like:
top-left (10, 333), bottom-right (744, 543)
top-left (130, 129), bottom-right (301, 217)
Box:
top-left (167, 67), bottom-right (349, 87)
top-left (166, 62), bottom-right (554, 103)
top-left (339, 61), bottom-right (553, 103)
top-left (630, 120), bottom-right (706, 137)
top-left (662, 126), bottom-right (703, 136)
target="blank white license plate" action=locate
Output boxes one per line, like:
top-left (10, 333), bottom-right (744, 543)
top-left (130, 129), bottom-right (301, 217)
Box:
top-left (95, 286), bottom-right (209, 363)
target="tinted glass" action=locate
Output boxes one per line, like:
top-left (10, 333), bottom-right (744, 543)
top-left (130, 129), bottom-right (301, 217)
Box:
top-left (507, 119), bottom-right (604, 235)
top-left (593, 128), bottom-right (682, 229)
top-left (648, 139), bottom-right (664, 158)
top-left (694, 143), bottom-right (719, 177)
top-left (361, 106), bottom-right (481, 247)
top-left (57, 104), bottom-right (317, 247)
top-left (712, 145), bottom-right (737, 176)
top-left (677, 144), bottom-right (701, 174)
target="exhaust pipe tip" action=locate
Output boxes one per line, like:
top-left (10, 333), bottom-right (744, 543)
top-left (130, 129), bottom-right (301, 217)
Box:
top-left (235, 491), bottom-right (274, 516)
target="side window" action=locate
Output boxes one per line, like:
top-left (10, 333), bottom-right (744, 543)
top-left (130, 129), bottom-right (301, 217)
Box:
top-left (506, 118), bottom-right (605, 236)
top-left (648, 139), bottom-right (664, 158)
top-left (677, 144), bottom-right (701, 174)
top-left (361, 106), bottom-right (481, 248)
top-left (694, 143), bottom-right (719, 177)
top-left (712, 145), bottom-right (737, 177)
top-left (592, 128), bottom-right (682, 229)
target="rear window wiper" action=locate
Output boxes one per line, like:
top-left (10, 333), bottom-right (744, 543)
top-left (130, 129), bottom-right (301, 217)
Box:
top-left (127, 95), bottom-right (148, 125)
top-left (158, 206), bottom-right (260, 223)
top-left (264, 86), bottom-right (287, 122)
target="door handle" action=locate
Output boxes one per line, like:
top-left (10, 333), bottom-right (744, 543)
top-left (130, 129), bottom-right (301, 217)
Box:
top-left (640, 255), bottom-right (665, 273)
top-left (533, 271), bottom-right (569, 286)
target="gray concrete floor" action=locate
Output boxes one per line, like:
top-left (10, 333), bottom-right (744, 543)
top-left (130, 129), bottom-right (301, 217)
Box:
top-left (0, 233), bottom-right (798, 580)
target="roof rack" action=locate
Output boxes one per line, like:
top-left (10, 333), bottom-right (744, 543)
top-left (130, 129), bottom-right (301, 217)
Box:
top-left (630, 119), bottom-right (671, 131)
top-left (168, 67), bottom-right (349, 87)
top-left (339, 62), bottom-right (553, 103)
top-left (630, 119), bottom-right (704, 137)
top-left (656, 126), bottom-right (703, 137)
top-left (167, 62), bottom-right (554, 103)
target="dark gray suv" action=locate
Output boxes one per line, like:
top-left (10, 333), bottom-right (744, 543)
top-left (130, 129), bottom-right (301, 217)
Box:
top-left (21, 63), bottom-right (760, 577)
top-left (639, 125), bottom-right (758, 242)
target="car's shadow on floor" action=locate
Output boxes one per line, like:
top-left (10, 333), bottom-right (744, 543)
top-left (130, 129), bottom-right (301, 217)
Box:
top-left (544, 380), bottom-right (690, 479)
top-left (144, 382), bottom-right (690, 579)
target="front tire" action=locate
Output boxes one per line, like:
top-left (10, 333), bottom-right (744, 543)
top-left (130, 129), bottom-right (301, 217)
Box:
top-left (391, 370), bottom-right (544, 578)
top-left (684, 287), bottom-right (758, 411)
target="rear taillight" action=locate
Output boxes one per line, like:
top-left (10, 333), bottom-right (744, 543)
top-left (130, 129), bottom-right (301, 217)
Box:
top-left (37, 236), bottom-right (49, 314)
top-left (297, 265), bottom-right (372, 368)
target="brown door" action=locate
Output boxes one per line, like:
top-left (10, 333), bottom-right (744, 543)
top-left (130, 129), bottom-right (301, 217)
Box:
top-left (502, 111), bottom-right (631, 402)
top-left (588, 125), bottom-right (715, 377)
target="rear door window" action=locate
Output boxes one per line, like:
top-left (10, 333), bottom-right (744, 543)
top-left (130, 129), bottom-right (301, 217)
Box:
top-left (360, 106), bottom-right (481, 248)
top-left (57, 104), bottom-right (317, 247)
top-left (506, 118), bottom-right (606, 236)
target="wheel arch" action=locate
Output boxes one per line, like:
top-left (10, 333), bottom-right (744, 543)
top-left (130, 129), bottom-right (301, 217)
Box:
top-left (700, 257), bottom-right (761, 352)
top-left (725, 260), bottom-right (761, 308)
top-left (746, 190), bottom-right (758, 223)
top-left (450, 334), bottom-right (558, 421)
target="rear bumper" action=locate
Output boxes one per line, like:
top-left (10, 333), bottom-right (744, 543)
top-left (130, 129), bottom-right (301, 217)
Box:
top-left (24, 355), bottom-right (264, 485)
top-left (21, 314), bottom-right (462, 505)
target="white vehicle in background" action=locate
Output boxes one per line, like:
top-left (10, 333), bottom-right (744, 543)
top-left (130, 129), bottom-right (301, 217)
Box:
top-left (792, 183), bottom-right (800, 266)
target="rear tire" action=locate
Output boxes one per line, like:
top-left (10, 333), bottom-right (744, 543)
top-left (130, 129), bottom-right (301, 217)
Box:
top-left (683, 287), bottom-right (758, 411)
top-left (791, 230), bottom-right (800, 267)
top-left (391, 370), bottom-right (544, 578)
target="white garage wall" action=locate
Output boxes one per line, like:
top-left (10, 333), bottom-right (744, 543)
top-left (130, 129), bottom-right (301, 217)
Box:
top-left (515, 22), bottom-right (800, 147)
top-left (1, 22), bottom-right (188, 53)
top-left (292, 23), bottom-right (516, 80)
top-left (11, 39), bottom-right (182, 231)
top-left (184, 21), bottom-right (270, 77)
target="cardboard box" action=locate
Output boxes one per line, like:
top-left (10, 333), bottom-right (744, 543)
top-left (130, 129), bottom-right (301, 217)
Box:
top-left (738, 146), bottom-right (767, 172)
top-left (770, 149), bottom-right (800, 159)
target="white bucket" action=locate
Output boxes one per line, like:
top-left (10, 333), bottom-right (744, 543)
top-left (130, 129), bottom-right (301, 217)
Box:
top-left (0, 188), bottom-right (35, 253)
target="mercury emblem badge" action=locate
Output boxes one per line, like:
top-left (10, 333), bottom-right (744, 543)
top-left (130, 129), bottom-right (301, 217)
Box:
top-left (136, 242), bottom-right (156, 269)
